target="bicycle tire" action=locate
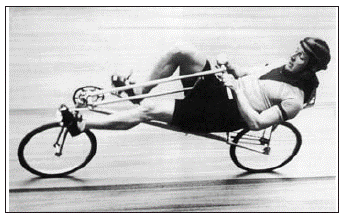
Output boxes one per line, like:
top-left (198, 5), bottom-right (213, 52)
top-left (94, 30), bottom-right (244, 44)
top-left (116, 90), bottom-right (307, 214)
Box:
top-left (230, 122), bottom-right (302, 173)
top-left (18, 122), bottom-right (97, 178)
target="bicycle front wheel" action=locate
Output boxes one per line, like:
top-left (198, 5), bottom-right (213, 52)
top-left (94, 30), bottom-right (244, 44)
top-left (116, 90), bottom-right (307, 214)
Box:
top-left (18, 122), bottom-right (97, 177)
top-left (230, 122), bottom-right (302, 172)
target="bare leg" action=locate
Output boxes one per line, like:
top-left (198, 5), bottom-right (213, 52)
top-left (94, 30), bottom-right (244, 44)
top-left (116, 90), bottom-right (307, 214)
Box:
top-left (84, 99), bottom-right (175, 130)
top-left (139, 43), bottom-right (208, 94)
top-left (88, 43), bottom-right (206, 130)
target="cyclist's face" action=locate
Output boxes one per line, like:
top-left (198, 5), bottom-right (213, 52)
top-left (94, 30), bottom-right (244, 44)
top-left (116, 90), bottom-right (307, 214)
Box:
top-left (285, 45), bottom-right (310, 73)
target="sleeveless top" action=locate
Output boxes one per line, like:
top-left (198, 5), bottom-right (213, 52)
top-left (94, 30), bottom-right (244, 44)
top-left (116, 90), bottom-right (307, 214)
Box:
top-left (259, 66), bottom-right (319, 103)
top-left (237, 65), bottom-right (318, 121)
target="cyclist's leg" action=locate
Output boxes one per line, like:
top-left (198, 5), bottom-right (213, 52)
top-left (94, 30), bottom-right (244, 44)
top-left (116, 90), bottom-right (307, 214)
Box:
top-left (140, 42), bottom-right (208, 94)
top-left (84, 99), bottom-right (175, 130)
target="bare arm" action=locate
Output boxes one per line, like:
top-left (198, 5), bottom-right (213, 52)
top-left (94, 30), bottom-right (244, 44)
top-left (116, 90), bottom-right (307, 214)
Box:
top-left (233, 89), bottom-right (283, 130)
top-left (218, 74), bottom-right (302, 130)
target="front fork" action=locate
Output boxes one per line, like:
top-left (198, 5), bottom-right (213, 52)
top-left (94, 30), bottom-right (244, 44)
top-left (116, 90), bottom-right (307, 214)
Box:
top-left (53, 124), bottom-right (69, 156)
top-left (53, 104), bottom-right (75, 156)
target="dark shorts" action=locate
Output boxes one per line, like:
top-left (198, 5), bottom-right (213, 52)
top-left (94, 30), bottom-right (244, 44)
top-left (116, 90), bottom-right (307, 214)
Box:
top-left (170, 67), bottom-right (247, 133)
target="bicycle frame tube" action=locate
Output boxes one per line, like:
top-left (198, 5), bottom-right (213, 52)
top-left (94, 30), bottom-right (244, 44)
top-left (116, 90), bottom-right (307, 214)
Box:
top-left (93, 87), bottom-right (193, 106)
top-left (87, 67), bottom-right (226, 97)
top-left (72, 87), bottom-right (193, 111)
top-left (145, 121), bottom-right (272, 155)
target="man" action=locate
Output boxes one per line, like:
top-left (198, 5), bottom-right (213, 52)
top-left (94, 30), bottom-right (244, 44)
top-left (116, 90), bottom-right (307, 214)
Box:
top-left (63, 37), bottom-right (331, 135)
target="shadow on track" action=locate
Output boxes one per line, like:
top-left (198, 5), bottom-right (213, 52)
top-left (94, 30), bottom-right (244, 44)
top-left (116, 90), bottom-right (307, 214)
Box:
top-left (18, 175), bottom-right (86, 187)
top-left (11, 172), bottom-right (332, 194)
top-left (233, 171), bottom-right (283, 179)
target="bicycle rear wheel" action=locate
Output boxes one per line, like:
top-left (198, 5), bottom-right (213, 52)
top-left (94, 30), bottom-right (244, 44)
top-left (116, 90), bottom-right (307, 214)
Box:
top-left (230, 122), bottom-right (302, 172)
top-left (18, 122), bottom-right (97, 177)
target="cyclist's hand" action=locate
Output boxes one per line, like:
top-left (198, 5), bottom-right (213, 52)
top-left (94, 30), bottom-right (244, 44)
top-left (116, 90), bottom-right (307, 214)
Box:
top-left (218, 73), bottom-right (239, 91)
top-left (216, 53), bottom-right (236, 76)
top-left (216, 53), bottom-right (229, 68)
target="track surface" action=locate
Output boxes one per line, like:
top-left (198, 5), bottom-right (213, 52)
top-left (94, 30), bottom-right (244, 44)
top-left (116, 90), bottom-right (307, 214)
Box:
top-left (8, 8), bottom-right (338, 212)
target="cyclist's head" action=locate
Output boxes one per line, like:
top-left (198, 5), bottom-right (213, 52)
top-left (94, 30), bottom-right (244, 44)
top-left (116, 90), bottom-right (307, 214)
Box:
top-left (285, 44), bottom-right (310, 73)
top-left (300, 37), bottom-right (331, 72)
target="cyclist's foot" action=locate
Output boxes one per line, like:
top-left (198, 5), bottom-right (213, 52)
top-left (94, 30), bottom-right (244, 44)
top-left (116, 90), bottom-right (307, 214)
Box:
top-left (59, 104), bottom-right (85, 137)
top-left (111, 71), bottom-right (141, 104)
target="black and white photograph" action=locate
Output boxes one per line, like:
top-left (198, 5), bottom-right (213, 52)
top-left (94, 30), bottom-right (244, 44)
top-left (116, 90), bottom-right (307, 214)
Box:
top-left (6, 6), bottom-right (339, 212)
